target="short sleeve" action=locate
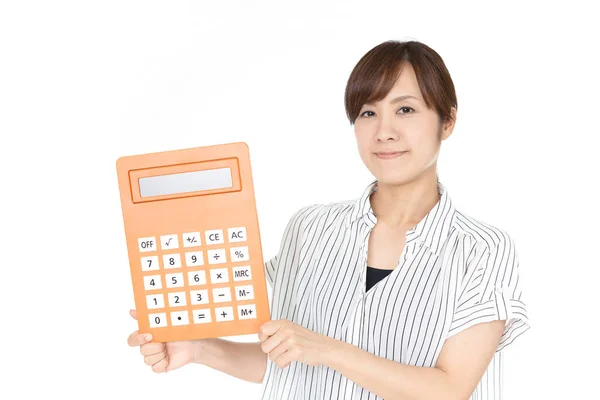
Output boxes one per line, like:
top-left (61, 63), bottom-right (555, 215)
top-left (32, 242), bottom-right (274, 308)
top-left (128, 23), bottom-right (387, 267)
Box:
top-left (447, 234), bottom-right (531, 352)
top-left (264, 205), bottom-right (313, 289)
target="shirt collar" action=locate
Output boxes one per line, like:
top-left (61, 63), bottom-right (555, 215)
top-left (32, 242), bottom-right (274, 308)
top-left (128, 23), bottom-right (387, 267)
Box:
top-left (346, 176), bottom-right (456, 257)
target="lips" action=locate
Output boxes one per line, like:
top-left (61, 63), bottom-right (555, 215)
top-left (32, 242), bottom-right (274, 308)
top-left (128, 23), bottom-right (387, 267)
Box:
top-left (375, 151), bottom-right (407, 159)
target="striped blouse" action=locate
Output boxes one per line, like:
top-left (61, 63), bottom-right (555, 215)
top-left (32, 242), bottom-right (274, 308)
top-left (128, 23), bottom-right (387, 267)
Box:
top-left (260, 177), bottom-right (531, 400)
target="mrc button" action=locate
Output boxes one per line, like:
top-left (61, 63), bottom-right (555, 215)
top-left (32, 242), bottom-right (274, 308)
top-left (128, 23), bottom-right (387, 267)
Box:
top-left (232, 265), bottom-right (252, 281)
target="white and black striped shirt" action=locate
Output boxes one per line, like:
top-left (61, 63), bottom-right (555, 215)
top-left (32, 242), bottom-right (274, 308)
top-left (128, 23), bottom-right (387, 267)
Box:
top-left (260, 177), bottom-right (530, 400)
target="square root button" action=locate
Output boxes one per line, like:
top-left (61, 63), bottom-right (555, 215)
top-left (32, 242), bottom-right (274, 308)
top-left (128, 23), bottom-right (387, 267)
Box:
top-left (237, 304), bottom-right (257, 320)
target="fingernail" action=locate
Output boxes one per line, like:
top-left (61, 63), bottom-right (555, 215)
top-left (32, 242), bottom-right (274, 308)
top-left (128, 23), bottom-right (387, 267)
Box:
top-left (145, 334), bottom-right (152, 341)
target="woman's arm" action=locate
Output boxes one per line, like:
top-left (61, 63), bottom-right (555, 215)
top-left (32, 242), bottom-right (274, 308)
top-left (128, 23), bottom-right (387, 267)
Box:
top-left (194, 338), bottom-right (267, 384)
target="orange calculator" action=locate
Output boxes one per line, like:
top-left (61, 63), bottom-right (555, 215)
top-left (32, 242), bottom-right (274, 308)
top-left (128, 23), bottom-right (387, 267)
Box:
top-left (116, 141), bottom-right (271, 342)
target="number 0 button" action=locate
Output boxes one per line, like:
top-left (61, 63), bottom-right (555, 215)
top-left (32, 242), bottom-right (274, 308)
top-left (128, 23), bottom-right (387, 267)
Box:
top-left (149, 312), bottom-right (167, 328)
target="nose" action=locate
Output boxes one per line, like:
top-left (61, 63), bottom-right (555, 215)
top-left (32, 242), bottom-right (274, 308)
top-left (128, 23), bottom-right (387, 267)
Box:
top-left (375, 118), bottom-right (399, 142)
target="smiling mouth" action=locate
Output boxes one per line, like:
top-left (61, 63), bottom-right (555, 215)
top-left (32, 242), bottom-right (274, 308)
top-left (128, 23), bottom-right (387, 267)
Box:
top-left (375, 151), bottom-right (407, 159)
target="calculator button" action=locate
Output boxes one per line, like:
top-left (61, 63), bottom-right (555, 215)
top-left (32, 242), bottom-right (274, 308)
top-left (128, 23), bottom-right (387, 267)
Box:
top-left (162, 253), bottom-right (182, 269)
top-left (190, 289), bottom-right (209, 305)
top-left (215, 306), bottom-right (234, 322)
top-left (165, 272), bottom-right (184, 288)
top-left (212, 287), bottom-right (232, 303)
top-left (235, 284), bottom-right (254, 301)
top-left (138, 237), bottom-right (156, 252)
top-left (185, 251), bottom-right (204, 267)
top-left (146, 294), bottom-right (165, 309)
top-left (238, 304), bottom-right (257, 320)
top-left (160, 234), bottom-right (179, 250)
top-left (205, 229), bottom-right (224, 245)
top-left (230, 246), bottom-right (249, 262)
top-left (188, 270), bottom-right (207, 286)
top-left (232, 265), bottom-right (252, 281)
top-left (170, 311), bottom-right (189, 326)
top-left (207, 248), bottom-right (227, 264)
top-left (140, 256), bottom-right (160, 272)
top-left (168, 291), bottom-right (187, 307)
top-left (210, 268), bottom-right (229, 284)
top-left (228, 227), bottom-right (247, 243)
top-left (182, 232), bottom-right (201, 247)
top-left (143, 275), bottom-right (162, 290)
top-left (193, 308), bottom-right (212, 324)
top-left (149, 312), bottom-right (167, 327)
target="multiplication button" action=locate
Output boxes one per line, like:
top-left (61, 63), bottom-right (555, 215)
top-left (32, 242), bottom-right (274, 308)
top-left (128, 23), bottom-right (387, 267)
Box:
top-left (230, 246), bottom-right (249, 262)
top-left (210, 268), bottom-right (229, 284)
top-left (138, 237), bottom-right (156, 252)
top-left (232, 266), bottom-right (252, 281)
top-left (235, 285), bottom-right (254, 301)
top-left (228, 227), bottom-right (247, 242)
top-left (149, 312), bottom-right (167, 328)
top-left (238, 304), bottom-right (257, 320)
top-left (215, 306), bottom-right (234, 322)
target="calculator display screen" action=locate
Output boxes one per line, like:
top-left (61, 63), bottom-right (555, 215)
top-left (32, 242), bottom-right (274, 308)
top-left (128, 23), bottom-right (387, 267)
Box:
top-left (138, 167), bottom-right (233, 198)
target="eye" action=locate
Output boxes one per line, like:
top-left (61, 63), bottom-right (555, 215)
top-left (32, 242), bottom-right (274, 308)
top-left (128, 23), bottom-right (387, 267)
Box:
top-left (358, 106), bottom-right (414, 118)
top-left (398, 106), bottom-right (414, 114)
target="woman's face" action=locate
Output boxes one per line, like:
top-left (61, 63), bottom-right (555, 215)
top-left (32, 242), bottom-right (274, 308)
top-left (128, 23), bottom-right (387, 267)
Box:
top-left (354, 63), bottom-right (455, 184)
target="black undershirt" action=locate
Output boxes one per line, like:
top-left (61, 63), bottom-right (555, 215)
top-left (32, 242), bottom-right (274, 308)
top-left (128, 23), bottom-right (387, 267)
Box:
top-left (366, 265), bottom-right (394, 291)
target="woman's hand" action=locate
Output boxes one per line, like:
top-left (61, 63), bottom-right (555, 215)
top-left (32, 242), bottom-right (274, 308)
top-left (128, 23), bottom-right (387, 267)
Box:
top-left (258, 319), bottom-right (340, 369)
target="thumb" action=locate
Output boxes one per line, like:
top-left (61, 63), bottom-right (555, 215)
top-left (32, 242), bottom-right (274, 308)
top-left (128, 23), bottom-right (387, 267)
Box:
top-left (129, 309), bottom-right (137, 320)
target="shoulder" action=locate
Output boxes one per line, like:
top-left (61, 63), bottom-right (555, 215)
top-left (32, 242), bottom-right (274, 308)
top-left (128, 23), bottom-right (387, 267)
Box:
top-left (453, 209), bottom-right (517, 255)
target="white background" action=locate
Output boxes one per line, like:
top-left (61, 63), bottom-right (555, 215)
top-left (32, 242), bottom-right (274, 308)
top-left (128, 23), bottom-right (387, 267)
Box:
top-left (1, 1), bottom-right (597, 399)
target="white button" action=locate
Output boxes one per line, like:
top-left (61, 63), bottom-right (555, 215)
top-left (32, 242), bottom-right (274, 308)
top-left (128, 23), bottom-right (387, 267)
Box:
top-left (185, 251), bottom-right (204, 267)
top-left (188, 270), bottom-right (207, 286)
top-left (160, 234), bottom-right (179, 250)
top-left (165, 272), bottom-right (184, 288)
top-left (190, 289), bottom-right (209, 305)
top-left (232, 265), bottom-right (252, 281)
top-left (168, 291), bottom-right (187, 307)
top-left (162, 253), bottom-right (182, 269)
top-left (149, 312), bottom-right (167, 328)
top-left (235, 284), bottom-right (254, 301)
top-left (205, 229), bottom-right (224, 245)
top-left (138, 236), bottom-right (156, 252)
top-left (210, 268), bottom-right (229, 284)
top-left (212, 287), bottom-right (232, 303)
top-left (143, 275), bottom-right (162, 291)
top-left (193, 308), bottom-right (212, 324)
top-left (215, 306), bottom-right (234, 322)
top-left (230, 246), bottom-right (249, 262)
top-left (238, 304), bottom-right (257, 320)
top-left (170, 310), bottom-right (189, 326)
top-left (207, 248), bottom-right (227, 264)
top-left (228, 226), bottom-right (247, 242)
top-left (182, 231), bottom-right (201, 247)
top-left (140, 256), bottom-right (159, 272)
top-left (146, 294), bottom-right (164, 309)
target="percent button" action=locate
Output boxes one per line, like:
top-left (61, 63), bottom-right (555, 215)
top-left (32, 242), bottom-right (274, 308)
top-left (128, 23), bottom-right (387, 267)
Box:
top-left (230, 246), bottom-right (249, 262)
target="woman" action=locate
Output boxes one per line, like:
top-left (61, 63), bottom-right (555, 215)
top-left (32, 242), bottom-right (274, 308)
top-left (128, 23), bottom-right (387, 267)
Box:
top-left (127, 39), bottom-right (530, 400)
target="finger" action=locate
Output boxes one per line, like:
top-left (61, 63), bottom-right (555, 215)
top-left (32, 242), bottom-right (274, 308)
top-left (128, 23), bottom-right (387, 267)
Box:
top-left (152, 356), bottom-right (169, 373)
top-left (127, 331), bottom-right (152, 347)
top-left (261, 333), bottom-right (283, 354)
top-left (144, 351), bottom-right (167, 366)
top-left (130, 309), bottom-right (137, 320)
top-left (274, 347), bottom-right (295, 369)
top-left (267, 341), bottom-right (289, 362)
top-left (140, 342), bottom-right (164, 356)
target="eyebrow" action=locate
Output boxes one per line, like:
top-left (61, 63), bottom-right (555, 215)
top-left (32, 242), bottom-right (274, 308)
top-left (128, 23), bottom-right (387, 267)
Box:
top-left (364, 95), bottom-right (419, 106)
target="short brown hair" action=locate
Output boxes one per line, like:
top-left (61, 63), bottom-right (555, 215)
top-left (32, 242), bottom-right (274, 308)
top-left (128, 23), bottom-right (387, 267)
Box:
top-left (344, 40), bottom-right (457, 127)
